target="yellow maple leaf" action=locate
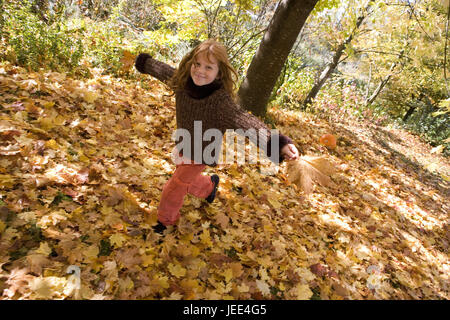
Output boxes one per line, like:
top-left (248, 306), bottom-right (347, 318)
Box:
top-left (141, 254), bottom-right (154, 267)
top-left (83, 244), bottom-right (99, 262)
top-left (286, 155), bottom-right (335, 194)
top-left (0, 175), bottom-right (16, 189)
top-left (42, 101), bottom-right (55, 108)
top-left (200, 228), bottom-right (213, 247)
top-left (344, 154), bottom-right (354, 161)
top-left (35, 242), bottom-right (52, 256)
top-left (295, 267), bottom-right (316, 281)
top-left (38, 117), bottom-right (55, 130)
top-left (82, 89), bottom-right (98, 103)
top-left (92, 262), bottom-right (104, 273)
top-left (78, 151), bottom-right (90, 163)
top-left (296, 284), bottom-right (313, 300)
top-left (222, 268), bottom-right (233, 283)
top-left (190, 245), bottom-right (200, 257)
top-left (120, 50), bottom-right (136, 72)
top-left (157, 275), bottom-right (170, 289)
top-left (267, 196), bottom-right (281, 209)
top-left (168, 263), bottom-right (187, 278)
top-left (45, 139), bottom-right (58, 150)
top-left (180, 279), bottom-right (199, 292)
top-left (238, 282), bottom-right (249, 293)
top-left (109, 233), bottom-right (127, 248)
top-left (187, 210), bottom-right (202, 222)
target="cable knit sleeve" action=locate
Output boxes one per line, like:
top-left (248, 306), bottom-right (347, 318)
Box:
top-left (135, 53), bottom-right (176, 85)
top-left (216, 92), bottom-right (293, 164)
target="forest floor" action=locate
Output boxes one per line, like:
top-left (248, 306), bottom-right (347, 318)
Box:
top-left (0, 61), bottom-right (448, 300)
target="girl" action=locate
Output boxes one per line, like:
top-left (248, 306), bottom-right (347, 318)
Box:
top-left (135, 39), bottom-right (299, 233)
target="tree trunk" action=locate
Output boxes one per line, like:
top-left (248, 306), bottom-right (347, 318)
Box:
top-left (364, 49), bottom-right (404, 107)
top-left (402, 105), bottom-right (416, 122)
top-left (365, 72), bottom-right (393, 107)
top-left (237, 0), bottom-right (318, 118)
top-left (303, 5), bottom-right (369, 108)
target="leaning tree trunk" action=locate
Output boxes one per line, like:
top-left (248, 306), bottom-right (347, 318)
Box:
top-left (402, 105), bottom-right (417, 122)
top-left (365, 49), bottom-right (404, 107)
top-left (237, 0), bottom-right (319, 118)
top-left (303, 4), bottom-right (369, 108)
top-left (364, 70), bottom-right (394, 107)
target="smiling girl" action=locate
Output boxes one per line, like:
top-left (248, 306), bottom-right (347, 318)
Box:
top-left (135, 39), bottom-right (299, 233)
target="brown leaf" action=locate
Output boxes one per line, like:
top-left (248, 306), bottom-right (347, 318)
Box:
top-left (26, 254), bottom-right (50, 274)
top-left (332, 281), bottom-right (349, 297)
top-left (209, 254), bottom-right (233, 267)
top-left (0, 130), bottom-right (21, 141)
top-left (286, 269), bottom-right (301, 284)
top-left (214, 212), bottom-right (229, 229)
top-left (286, 155), bottom-right (335, 194)
top-left (116, 247), bottom-right (142, 269)
top-left (310, 263), bottom-right (328, 277)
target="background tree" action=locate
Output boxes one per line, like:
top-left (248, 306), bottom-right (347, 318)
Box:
top-left (237, 0), bottom-right (319, 118)
top-left (364, 49), bottom-right (404, 108)
top-left (351, 0), bottom-right (449, 145)
top-left (303, 1), bottom-right (372, 109)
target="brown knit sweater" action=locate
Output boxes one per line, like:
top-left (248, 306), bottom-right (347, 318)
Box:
top-left (135, 54), bottom-right (292, 166)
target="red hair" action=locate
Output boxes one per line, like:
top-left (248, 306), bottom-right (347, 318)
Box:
top-left (170, 39), bottom-right (239, 99)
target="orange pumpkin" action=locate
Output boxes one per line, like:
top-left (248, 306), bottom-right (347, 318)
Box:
top-left (319, 134), bottom-right (337, 149)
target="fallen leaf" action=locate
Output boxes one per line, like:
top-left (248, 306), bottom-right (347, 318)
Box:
top-left (296, 284), bottom-right (313, 300)
top-left (255, 279), bottom-right (270, 297)
top-left (168, 263), bottom-right (187, 278)
top-left (109, 233), bottom-right (127, 248)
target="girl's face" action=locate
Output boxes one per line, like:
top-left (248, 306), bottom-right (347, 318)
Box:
top-left (190, 52), bottom-right (220, 86)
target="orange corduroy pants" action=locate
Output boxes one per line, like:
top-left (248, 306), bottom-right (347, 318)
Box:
top-left (157, 158), bottom-right (214, 226)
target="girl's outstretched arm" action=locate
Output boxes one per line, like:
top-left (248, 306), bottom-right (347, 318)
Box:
top-left (135, 53), bottom-right (175, 85)
top-left (217, 92), bottom-right (299, 164)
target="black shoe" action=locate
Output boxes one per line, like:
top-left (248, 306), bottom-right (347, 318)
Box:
top-left (152, 221), bottom-right (167, 234)
top-left (205, 174), bottom-right (220, 203)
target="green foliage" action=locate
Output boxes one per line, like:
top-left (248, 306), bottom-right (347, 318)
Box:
top-left (81, 16), bottom-right (128, 75)
top-left (272, 55), bottom-right (315, 108)
top-left (313, 0), bottom-right (341, 14)
top-left (99, 239), bottom-right (113, 256)
top-left (402, 103), bottom-right (450, 156)
top-left (0, 0), bottom-right (163, 77)
top-left (434, 98), bottom-right (450, 116)
top-left (0, 0), bottom-right (86, 75)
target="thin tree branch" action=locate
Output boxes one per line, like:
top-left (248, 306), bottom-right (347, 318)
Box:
top-left (229, 27), bottom-right (268, 62)
top-left (444, 0), bottom-right (450, 96)
top-left (406, 0), bottom-right (434, 41)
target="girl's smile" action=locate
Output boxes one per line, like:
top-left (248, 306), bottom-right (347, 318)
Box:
top-left (190, 52), bottom-right (219, 86)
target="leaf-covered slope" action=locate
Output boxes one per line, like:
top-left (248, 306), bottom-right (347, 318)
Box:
top-left (0, 62), bottom-right (448, 300)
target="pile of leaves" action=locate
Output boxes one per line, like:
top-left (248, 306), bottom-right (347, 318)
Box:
top-left (0, 61), bottom-right (448, 299)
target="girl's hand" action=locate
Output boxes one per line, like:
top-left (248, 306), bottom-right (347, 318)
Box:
top-left (281, 143), bottom-right (299, 161)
